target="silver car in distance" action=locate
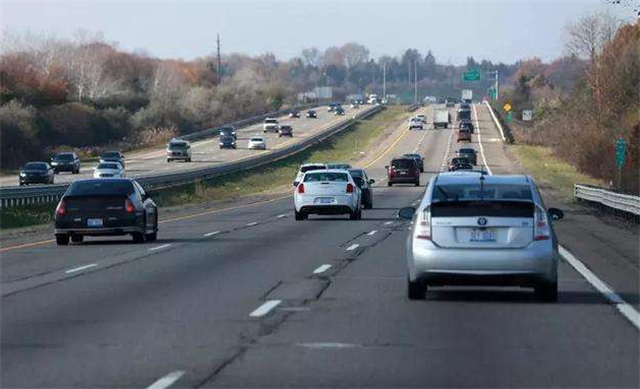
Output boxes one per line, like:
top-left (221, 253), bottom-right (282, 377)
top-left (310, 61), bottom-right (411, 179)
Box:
top-left (294, 169), bottom-right (362, 221)
top-left (399, 173), bottom-right (564, 301)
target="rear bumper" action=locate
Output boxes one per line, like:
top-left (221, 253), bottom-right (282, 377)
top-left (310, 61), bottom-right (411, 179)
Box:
top-left (55, 226), bottom-right (143, 236)
top-left (53, 165), bottom-right (76, 172)
top-left (295, 194), bottom-right (357, 214)
top-left (389, 175), bottom-right (419, 183)
top-left (298, 205), bottom-right (353, 215)
top-left (408, 239), bottom-right (557, 285)
top-left (20, 176), bottom-right (50, 184)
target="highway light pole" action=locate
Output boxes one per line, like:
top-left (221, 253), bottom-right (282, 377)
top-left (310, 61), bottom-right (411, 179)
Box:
top-left (382, 62), bottom-right (386, 102)
top-left (414, 61), bottom-right (418, 105)
top-left (216, 33), bottom-right (222, 84)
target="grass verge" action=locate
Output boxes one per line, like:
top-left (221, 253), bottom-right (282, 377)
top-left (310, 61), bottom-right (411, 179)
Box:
top-left (1, 106), bottom-right (408, 230)
top-left (509, 145), bottom-right (606, 202)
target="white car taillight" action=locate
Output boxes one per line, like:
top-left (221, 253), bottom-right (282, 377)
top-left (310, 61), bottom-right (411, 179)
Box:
top-left (415, 206), bottom-right (431, 240)
top-left (534, 205), bottom-right (550, 241)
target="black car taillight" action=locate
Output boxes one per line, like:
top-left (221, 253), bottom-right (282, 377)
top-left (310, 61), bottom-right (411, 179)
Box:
top-left (55, 200), bottom-right (66, 216)
top-left (125, 198), bottom-right (135, 214)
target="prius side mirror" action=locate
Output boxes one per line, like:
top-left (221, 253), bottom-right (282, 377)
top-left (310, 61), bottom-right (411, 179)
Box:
top-left (369, 179), bottom-right (375, 185)
top-left (398, 206), bottom-right (416, 220)
top-left (548, 208), bottom-right (564, 221)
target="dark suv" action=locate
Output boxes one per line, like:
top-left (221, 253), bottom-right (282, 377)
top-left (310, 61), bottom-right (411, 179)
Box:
top-left (387, 157), bottom-right (420, 187)
top-left (219, 126), bottom-right (237, 139)
top-left (456, 147), bottom-right (478, 165)
top-left (51, 152), bottom-right (81, 174)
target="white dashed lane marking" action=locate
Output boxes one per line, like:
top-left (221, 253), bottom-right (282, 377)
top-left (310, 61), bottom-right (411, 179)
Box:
top-left (65, 264), bottom-right (98, 274)
top-left (313, 264), bottom-right (332, 274)
top-left (346, 244), bottom-right (360, 251)
top-left (148, 244), bottom-right (171, 251)
top-left (249, 300), bottom-right (282, 317)
top-left (204, 231), bottom-right (221, 237)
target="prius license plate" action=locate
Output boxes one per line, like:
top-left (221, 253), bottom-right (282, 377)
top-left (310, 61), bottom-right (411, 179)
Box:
top-left (469, 228), bottom-right (496, 242)
top-left (315, 197), bottom-right (335, 204)
top-left (87, 218), bottom-right (104, 228)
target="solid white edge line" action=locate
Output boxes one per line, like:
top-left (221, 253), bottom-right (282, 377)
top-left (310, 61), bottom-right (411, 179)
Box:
top-left (367, 230), bottom-right (377, 236)
top-left (204, 231), bottom-right (221, 237)
top-left (346, 244), bottom-right (360, 251)
top-left (313, 264), bottom-right (332, 274)
top-left (65, 264), bottom-right (98, 274)
top-left (148, 244), bottom-right (171, 251)
top-left (478, 101), bottom-right (640, 331)
top-left (146, 370), bottom-right (185, 389)
top-left (472, 103), bottom-right (492, 175)
top-left (277, 214), bottom-right (287, 218)
top-left (249, 300), bottom-right (282, 317)
top-left (559, 246), bottom-right (640, 330)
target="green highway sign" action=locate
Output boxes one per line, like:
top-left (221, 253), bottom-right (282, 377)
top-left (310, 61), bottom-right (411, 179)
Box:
top-left (463, 69), bottom-right (481, 81)
top-left (615, 138), bottom-right (627, 168)
top-left (505, 111), bottom-right (514, 123)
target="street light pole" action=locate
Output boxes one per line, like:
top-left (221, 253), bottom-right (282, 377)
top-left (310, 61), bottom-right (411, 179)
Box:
top-left (382, 62), bottom-right (386, 102)
top-left (414, 61), bottom-right (418, 105)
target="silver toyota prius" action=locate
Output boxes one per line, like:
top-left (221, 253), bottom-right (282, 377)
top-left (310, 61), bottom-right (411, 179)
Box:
top-left (399, 172), bottom-right (564, 301)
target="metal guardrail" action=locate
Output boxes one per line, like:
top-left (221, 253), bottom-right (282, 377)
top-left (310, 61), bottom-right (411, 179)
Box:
top-left (574, 184), bottom-right (640, 218)
top-left (0, 105), bottom-right (382, 208)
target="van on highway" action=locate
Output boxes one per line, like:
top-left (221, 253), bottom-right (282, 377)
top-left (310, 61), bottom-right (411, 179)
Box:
top-left (433, 109), bottom-right (450, 129)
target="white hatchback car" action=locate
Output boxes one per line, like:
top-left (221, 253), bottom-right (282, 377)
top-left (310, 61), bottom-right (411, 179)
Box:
top-left (93, 162), bottom-right (125, 178)
top-left (248, 137), bottom-right (267, 150)
top-left (294, 169), bottom-right (362, 220)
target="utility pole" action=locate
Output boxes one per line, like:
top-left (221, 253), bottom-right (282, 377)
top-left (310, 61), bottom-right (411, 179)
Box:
top-left (216, 33), bottom-right (222, 84)
top-left (382, 62), bottom-right (386, 102)
top-left (495, 69), bottom-right (499, 100)
top-left (414, 61), bottom-right (418, 105)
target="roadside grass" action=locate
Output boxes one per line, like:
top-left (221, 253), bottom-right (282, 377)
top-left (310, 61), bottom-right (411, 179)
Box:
top-left (509, 145), bottom-right (607, 202)
top-left (0, 106), bottom-right (408, 230)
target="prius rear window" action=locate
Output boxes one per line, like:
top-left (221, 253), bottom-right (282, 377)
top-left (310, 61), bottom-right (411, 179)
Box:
top-left (304, 172), bottom-right (348, 182)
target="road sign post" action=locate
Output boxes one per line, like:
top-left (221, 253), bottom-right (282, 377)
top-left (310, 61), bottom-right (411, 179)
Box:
top-left (615, 138), bottom-right (627, 189)
top-left (463, 69), bottom-right (481, 81)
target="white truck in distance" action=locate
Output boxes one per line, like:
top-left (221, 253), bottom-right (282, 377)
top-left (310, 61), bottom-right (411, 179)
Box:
top-left (462, 89), bottom-right (473, 102)
top-left (433, 109), bottom-right (450, 129)
top-left (367, 94), bottom-right (380, 104)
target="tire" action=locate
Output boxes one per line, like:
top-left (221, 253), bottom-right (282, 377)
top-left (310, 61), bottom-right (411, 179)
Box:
top-left (357, 208), bottom-right (363, 220)
top-left (350, 208), bottom-right (359, 220)
top-left (71, 235), bottom-right (84, 243)
top-left (535, 282), bottom-right (558, 302)
top-left (187, 158), bottom-right (192, 162)
top-left (19, 182), bottom-right (23, 186)
top-left (132, 232), bottom-right (146, 244)
top-left (407, 277), bottom-right (427, 300)
top-left (145, 232), bottom-right (158, 242)
top-left (388, 182), bottom-right (392, 187)
top-left (294, 210), bottom-right (307, 221)
top-left (167, 159), bottom-right (171, 163)
top-left (56, 235), bottom-right (69, 246)
top-left (415, 180), bottom-right (420, 187)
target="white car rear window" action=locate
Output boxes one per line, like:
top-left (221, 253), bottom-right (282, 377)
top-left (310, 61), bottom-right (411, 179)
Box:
top-left (304, 172), bottom-right (348, 182)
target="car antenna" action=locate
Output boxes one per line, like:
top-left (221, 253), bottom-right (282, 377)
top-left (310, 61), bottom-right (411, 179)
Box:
top-left (479, 173), bottom-right (486, 201)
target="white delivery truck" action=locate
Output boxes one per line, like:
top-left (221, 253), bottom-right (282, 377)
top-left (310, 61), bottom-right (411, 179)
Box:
top-left (461, 89), bottom-right (473, 103)
top-left (433, 109), bottom-right (450, 129)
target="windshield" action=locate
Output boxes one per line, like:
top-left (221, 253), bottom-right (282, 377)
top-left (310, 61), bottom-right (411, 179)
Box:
top-left (327, 164), bottom-right (351, 169)
top-left (433, 183), bottom-right (533, 202)
top-left (459, 148), bottom-right (475, 154)
top-left (304, 172), bottom-right (348, 182)
top-left (168, 142), bottom-right (189, 149)
top-left (265, 119), bottom-right (277, 124)
top-left (67, 180), bottom-right (134, 196)
top-left (102, 152), bottom-right (120, 159)
top-left (250, 138), bottom-right (263, 142)
top-left (54, 154), bottom-right (74, 161)
top-left (392, 159), bottom-right (415, 169)
top-left (97, 163), bottom-right (120, 170)
top-left (24, 162), bottom-right (47, 170)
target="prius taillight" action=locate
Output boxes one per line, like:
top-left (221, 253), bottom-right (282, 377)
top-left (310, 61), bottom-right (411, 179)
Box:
top-left (125, 198), bottom-right (135, 213)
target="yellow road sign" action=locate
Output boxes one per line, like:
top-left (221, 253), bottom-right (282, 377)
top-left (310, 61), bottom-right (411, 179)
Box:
top-left (503, 103), bottom-right (512, 112)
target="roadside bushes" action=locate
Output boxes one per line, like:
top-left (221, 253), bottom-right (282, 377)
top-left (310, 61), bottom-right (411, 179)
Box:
top-left (0, 101), bottom-right (42, 168)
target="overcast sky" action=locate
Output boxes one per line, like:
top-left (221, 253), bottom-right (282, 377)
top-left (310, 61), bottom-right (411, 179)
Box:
top-left (1, 0), bottom-right (634, 64)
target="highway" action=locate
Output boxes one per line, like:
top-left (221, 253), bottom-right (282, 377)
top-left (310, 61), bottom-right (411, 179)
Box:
top-left (0, 105), bottom-right (364, 187)
top-left (1, 104), bottom-right (638, 388)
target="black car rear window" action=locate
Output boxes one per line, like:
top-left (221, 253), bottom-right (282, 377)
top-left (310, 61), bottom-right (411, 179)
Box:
top-left (102, 152), bottom-right (121, 158)
top-left (451, 157), bottom-right (469, 164)
top-left (392, 159), bottom-right (415, 169)
top-left (459, 148), bottom-right (475, 154)
top-left (24, 162), bottom-right (48, 170)
top-left (169, 142), bottom-right (189, 149)
top-left (300, 165), bottom-right (326, 173)
top-left (67, 180), bottom-right (135, 196)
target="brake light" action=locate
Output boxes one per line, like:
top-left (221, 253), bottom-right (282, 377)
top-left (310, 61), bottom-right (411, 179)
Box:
top-left (534, 205), bottom-right (550, 241)
top-left (55, 200), bottom-right (66, 216)
top-left (416, 206), bottom-right (431, 240)
top-left (346, 183), bottom-right (354, 193)
top-left (297, 183), bottom-right (305, 194)
top-left (125, 198), bottom-right (135, 214)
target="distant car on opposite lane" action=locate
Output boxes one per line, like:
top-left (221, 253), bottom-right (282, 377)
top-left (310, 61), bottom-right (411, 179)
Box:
top-left (263, 118), bottom-right (279, 133)
top-left (289, 110), bottom-right (300, 118)
top-left (100, 151), bottom-right (125, 168)
top-left (219, 126), bottom-right (237, 139)
top-left (219, 135), bottom-right (237, 149)
top-left (248, 137), bottom-right (267, 150)
top-left (19, 162), bottom-right (55, 186)
top-left (51, 152), bottom-right (81, 174)
top-left (167, 139), bottom-right (192, 162)
top-left (334, 106), bottom-right (345, 115)
top-left (93, 162), bottom-right (125, 178)
top-left (54, 178), bottom-right (158, 245)
top-left (279, 125), bottom-right (293, 137)
top-left (294, 170), bottom-right (362, 220)
top-left (306, 110), bottom-right (318, 118)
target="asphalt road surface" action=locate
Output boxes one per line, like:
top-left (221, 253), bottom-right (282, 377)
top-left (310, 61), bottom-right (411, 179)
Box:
top-left (0, 105), bottom-right (365, 188)
top-left (1, 104), bottom-right (638, 388)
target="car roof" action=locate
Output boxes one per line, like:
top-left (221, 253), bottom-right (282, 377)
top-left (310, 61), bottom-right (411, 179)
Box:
top-left (301, 162), bottom-right (325, 167)
top-left (306, 169), bottom-right (351, 174)
top-left (436, 174), bottom-right (530, 186)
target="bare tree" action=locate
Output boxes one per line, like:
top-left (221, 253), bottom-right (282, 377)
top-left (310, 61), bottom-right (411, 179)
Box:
top-left (564, 11), bottom-right (621, 61)
top-left (300, 47), bottom-right (320, 67)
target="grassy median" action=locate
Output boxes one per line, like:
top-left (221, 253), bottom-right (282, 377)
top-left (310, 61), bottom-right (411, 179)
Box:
top-left (509, 145), bottom-right (606, 202)
top-left (1, 106), bottom-right (408, 230)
